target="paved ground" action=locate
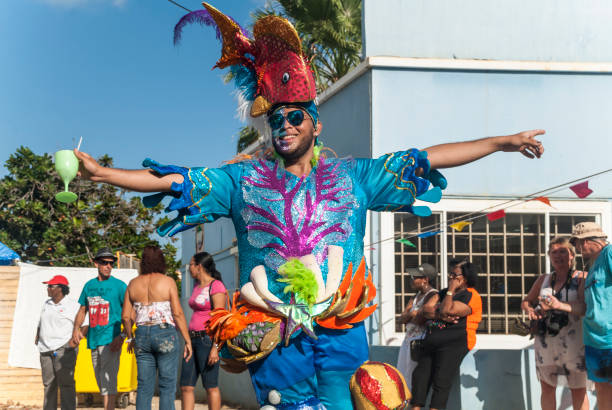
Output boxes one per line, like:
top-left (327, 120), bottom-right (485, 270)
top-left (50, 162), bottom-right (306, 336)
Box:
top-left (1, 398), bottom-right (241, 410)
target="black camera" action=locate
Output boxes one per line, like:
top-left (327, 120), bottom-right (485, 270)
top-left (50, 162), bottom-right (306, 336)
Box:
top-left (545, 311), bottom-right (569, 336)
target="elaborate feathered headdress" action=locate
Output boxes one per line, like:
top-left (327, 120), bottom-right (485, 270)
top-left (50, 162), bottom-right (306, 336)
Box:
top-left (174, 2), bottom-right (317, 121)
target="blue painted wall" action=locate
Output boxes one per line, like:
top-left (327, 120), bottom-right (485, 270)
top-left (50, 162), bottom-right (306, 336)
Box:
top-left (370, 68), bottom-right (612, 198)
top-left (363, 0), bottom-right (612, 62)
top-left (370, 345), bottom-right (598, 410)
top-left (319, 71), bottom-right (372, 159)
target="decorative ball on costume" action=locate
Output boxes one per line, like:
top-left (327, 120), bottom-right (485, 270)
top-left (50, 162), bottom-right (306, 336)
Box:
top-left (350, 361), bottom-right (411, 410)
top-left (268, 389), bottom-right (281, 405)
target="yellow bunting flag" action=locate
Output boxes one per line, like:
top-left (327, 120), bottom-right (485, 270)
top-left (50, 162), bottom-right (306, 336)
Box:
top-left (449, 221), bottom-right (472, 232)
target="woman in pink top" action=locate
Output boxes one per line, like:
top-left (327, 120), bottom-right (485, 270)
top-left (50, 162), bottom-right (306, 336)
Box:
top-left (180, 252), bottom-right (227, 410)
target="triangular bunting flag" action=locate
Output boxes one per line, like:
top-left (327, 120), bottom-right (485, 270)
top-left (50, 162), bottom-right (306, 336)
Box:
top-left (531, 196), bottom-right (553, 207)
top-left (418, 230), bottom-right (441, 238)
top-left (449, 221), bottom-right (473, 232)
top-left (487, 209), bottom-right (506, 221)
top-left (396, 238), bottom-right (416, 248)
top-left (569, 181), bottom-right (593, 199)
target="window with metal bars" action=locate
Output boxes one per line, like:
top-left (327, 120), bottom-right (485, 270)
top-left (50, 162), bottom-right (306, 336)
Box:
top-left (394, 212), bottom-right (597, 334)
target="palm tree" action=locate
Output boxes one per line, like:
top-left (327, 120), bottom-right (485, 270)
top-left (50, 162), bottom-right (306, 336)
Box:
top-left (236, 126), bottom-right (261, 153)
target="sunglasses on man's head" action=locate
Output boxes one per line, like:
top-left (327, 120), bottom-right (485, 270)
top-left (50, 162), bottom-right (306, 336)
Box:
top-left (268, 109), bottom-right (308, 130)
top-left (96, 260), bottom-right (114, 266)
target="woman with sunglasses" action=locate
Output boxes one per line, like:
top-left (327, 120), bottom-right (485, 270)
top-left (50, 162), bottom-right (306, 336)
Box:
top-left (396, 263), bottom-right (438, 388)
top-left (180, 252), bottom-right (228, 410)
top-left (410, 259), bottom-right (482, 410)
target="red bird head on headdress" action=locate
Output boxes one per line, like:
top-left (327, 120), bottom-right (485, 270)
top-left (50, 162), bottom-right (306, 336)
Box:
top-left (174, 2), bottom-right (317, 118)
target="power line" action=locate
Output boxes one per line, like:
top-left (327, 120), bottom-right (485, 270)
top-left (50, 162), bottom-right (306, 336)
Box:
top-left (166, 0), bottom-right (192, 12)
top-left (365, 167), bottom-right (612, 248)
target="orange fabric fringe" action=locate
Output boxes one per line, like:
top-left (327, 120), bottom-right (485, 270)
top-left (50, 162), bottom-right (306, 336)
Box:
top-left (207, 291), bottom-right (282, 344)
top-left (316, 258), bottom-right (378, 330)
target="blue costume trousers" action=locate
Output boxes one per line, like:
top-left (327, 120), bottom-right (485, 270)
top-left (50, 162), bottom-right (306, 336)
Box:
top-left (248, 322), bottom-right (369, 409)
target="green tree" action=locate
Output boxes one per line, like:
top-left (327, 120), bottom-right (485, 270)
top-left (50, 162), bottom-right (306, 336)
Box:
top-left (0, 147), bottom-right (181, 278)
top-left (236, 126), bottom-right (261, 153)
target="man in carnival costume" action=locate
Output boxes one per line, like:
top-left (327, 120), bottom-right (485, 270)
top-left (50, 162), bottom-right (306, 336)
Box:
top-left (74, 3), bottom-right (544, 408)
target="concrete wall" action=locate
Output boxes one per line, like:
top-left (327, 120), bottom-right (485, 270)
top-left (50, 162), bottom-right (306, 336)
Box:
top-left (318, 70), bottom-right (372, 159)
top-left (363, 0), bottom-right (612, 62)
top-left (370, 67), bottom-right (612, 199)
top-left (370, 345), bottom-right (598, 410)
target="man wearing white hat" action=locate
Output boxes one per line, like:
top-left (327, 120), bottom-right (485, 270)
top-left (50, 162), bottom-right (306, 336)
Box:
top-left (571, 222), bottom-right (612, 409)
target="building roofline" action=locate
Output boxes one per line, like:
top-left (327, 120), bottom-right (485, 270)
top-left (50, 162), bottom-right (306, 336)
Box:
top-left (318, 56), bottom-right (612, 104)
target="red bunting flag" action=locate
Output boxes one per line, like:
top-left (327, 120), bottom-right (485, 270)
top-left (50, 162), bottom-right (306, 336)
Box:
top-left (531, 196), bottom-right (552, 207)
top-left (569, 181), bottom-right (593, 199)
top-left (487, 209), bottom-right (506, 221)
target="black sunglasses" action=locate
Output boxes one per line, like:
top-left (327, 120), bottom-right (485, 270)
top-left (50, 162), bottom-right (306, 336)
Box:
top-left (268, 110), bottom-right (308, 130)
top-left (448, 272), bottom-right (464, 279)
top-left (47, 284), bottom-right (59, 289)
top-left (96, 260), bottom-right (114, 266)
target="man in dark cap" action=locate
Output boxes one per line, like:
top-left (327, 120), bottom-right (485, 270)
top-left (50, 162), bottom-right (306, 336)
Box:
top-left (72, 247), bottom-right (127, 410)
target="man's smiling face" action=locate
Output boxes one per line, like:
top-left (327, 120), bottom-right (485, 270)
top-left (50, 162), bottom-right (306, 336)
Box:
top-left (269, 106), bottom-right (319, 162)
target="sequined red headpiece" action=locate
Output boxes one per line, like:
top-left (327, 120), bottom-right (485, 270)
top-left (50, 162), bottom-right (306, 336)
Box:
top-left (174, 2), bottom-right (317, 118)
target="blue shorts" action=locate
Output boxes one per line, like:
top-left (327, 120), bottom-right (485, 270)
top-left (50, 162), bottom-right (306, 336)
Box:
top-left (247, 322), bottom-right (369, 409)
top-left (585, 345), bottom-right (612, 383)
top-left (180, 333), bottom-right (220, 389)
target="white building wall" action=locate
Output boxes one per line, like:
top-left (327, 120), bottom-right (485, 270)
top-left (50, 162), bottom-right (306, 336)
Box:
top-left (363, 0), bottom-right (612, 62)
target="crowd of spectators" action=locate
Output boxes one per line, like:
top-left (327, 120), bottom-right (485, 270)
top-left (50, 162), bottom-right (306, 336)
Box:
top-left (396, 222), bottom-right (611, 410)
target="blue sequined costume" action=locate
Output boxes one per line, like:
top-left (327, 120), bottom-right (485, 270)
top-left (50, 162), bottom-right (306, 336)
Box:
top-left (143, 149), bottom-right (443, 409)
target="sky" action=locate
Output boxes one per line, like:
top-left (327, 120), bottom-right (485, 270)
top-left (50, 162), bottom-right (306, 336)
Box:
top-left (0, 0), bottom-right (266, 175)
top-left (1, 0), bottom-right (270, 258)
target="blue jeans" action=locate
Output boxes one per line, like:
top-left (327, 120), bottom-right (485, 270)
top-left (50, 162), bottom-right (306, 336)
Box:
top-left (180, 333), bottom-right (220, 388)
top-left (134, 325), bottom-right (179, 410)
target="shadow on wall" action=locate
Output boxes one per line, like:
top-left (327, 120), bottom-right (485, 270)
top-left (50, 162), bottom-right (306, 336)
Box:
top-left (372, 346), bottom-right (529, 410)
top-left (460, 350), bottom-right (527, 410)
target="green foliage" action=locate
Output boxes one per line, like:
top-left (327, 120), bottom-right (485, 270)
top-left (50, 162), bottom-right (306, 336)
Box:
top-left (0, 147), bottom-right (181, 275)
top-left (278, 258), bottom-right (319, 306)
top-left (236, 126), bottom-right (261, 153)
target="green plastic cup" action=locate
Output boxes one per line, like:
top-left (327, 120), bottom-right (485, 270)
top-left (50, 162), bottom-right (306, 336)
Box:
top-left (54, 150), bottom-right (78, 203)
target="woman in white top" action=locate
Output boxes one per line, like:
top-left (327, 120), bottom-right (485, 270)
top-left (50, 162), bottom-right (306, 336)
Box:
top-left (122, 246), bottom-right (192, 410)
top-left (397, 263), bottom-right (438, 389)
top-left (521, 237), bottom-right (590, 410)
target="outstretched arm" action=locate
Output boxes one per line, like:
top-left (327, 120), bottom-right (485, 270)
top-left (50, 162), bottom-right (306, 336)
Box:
top-left (74, 149), bottom-right (183, 192)
top-left (425, 130), bottom-right (545, 169)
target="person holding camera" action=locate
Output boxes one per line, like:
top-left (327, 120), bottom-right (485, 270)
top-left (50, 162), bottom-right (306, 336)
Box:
top-left (521, 237), bottom-right (590, 410)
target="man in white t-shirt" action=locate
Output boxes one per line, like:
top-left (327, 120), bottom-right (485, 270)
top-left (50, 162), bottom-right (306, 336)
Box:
top-left (35, 275), bottom-right (87, 410)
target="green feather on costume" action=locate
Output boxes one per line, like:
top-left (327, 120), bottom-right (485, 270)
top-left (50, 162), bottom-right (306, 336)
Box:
top-left (278, 259), bottom-right (319, 306)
